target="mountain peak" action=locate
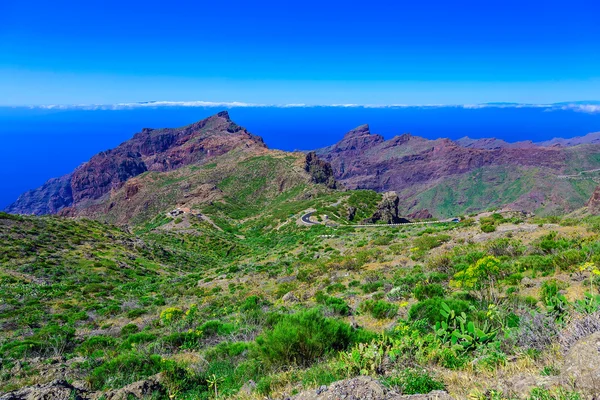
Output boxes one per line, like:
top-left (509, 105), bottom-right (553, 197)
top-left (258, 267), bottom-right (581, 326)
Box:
top-left (343, 124), bottom-right (371, 139)
top-left (6, 113), bottom-right (266, 215)
top-left (216, 110), bottom-right (231, 120)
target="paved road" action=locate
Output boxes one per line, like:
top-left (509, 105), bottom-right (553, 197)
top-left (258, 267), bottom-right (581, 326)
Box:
top-left (301, 211), bottom-right (319, 225)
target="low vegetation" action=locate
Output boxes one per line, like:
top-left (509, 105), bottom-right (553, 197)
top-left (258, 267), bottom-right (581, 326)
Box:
top-left (3, 204), bottom-right (600, 399)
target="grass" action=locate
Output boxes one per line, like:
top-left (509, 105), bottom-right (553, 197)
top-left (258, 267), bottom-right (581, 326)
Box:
top-left (2, 200), bottom-right (600, 399)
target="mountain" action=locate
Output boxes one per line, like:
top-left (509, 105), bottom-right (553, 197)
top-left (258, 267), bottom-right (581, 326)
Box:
top-left (316, 124), bottom-right (600, 217)
top-left (5, 111), bottom-right (266, 216)
top-left (454, 137), bottom-right (536, 150)
top-left (7, 113), bottom-right (600, 220)
top-left (5, 115), bottom-right (600, 399)
top-left (537, 131), bottom-right (600, 147)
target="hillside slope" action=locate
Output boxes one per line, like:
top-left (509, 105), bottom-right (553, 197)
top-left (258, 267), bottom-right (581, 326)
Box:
top-left (316, 125), bottom-right (600, 217)
top-left (5, 111), bottom-right (266, 216)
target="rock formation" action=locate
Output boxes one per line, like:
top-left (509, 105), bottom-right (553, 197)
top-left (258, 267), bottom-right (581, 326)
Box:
top-left (304, 152), bottom-right (338, 189)
top-left (362, 191), bottom-right (409, 224)
top-left (587, 185), bottom-right (600, 215)
top-left (5, 111), bottom-right (266, 215)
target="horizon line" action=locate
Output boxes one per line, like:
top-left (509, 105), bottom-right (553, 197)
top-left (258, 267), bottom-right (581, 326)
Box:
top-left (1, 100), bottom-right (600, 113)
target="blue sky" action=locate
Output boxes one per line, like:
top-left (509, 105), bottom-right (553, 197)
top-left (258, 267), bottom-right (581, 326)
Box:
top-left (1, 0), bottom-right (599, 105)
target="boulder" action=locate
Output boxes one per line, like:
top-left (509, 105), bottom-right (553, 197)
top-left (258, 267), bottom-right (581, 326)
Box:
top-left (560, 331), bottom-right (600, 393)
top-left (102, 374), bottom-right (163, 400)
top-left (363, 192), bottom-right (409, 224)
top-left (282, 291), bottom-right (299, 303)
top-left (0, 379), bottom-right (88, 400)
top-left (290, 376), bottom-right (454, 400)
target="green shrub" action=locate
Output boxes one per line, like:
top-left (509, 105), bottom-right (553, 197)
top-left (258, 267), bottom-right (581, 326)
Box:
top-left (361, 281), bottom-right (384, 294)
top-left (359, 300), bottom-right (399, 319)
top-left (413, 234), bottom-right (451, 251)
top-left (382, 368), bottom-right (445, 394)
top-left (120, 323), bottom-right (139, 336)
top-left (255, 309), bottom-right (357, 367)
top-left (540, 280), bottom-right (567, 305)
top-left (126, 309), bottom-right (147, 319)
top-left (413, 283), bottom-right (445, 301)
top-left (77, 335), bottom-right (117, 356)
top-left (316, 292), bottom-right (351, 316)
top-left (89, 352), bottom-right (165, 389)
top-left (120, 332), bottom-right (157, 350)
top-left (408, 297), bottom-right (472, 324)
top-left (200, 320), bottom-right (236, 336)
top-left (481, 223), bottom-right (496, 233)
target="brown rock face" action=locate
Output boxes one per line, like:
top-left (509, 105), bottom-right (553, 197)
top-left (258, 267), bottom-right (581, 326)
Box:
top-left (315, 124), bottom-right (597, 216)
top-left (317, 127), bottom-right (567, 192)
top-left (407, 209), bottom-right (433, 220)
top-left (6, 111), bottom-right (266, 215)
top-left (587, 185), bottom-right (600, 215)
top-left (362, 191), bottom-right (409, 224)
top-left (4, 175), bottom-right (73, 215)
top-left (304, 152), bottom-right (338, 189)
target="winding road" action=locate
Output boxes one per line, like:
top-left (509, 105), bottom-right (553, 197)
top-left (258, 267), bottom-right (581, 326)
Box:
top-left (299, 210), bottom-right (459, 228)
top-left (300, 211), bottom-right (319, 225)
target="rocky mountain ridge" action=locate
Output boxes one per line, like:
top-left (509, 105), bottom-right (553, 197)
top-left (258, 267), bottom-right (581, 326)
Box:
top-left (6, 111), bottom-right (267, 215)
top-left (316, 124), bottom-right (600, 217)
top-left (6, 113), bottom-right (600, 219)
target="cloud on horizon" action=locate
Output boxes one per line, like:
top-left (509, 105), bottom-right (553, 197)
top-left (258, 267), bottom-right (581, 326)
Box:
top-left (6, 101), bottom-right (600, 114)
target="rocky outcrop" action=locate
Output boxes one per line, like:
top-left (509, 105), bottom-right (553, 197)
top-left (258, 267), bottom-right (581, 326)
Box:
top-left (0, 375), bottom-right (164, 400)
top-left (4, 175), bottom-right (73, 215)
top-left (347, 206), bottom-right (357, 221)
top-left (0, 379), bottom-right (88, 400)
top-left (70, 151), bottom-right (147, 203)
top-left (455, 137), bottom-right (536, 150)
top-left (304, 152), bottom-right (338, 189)
top-left (560, 331), bottom-right (600, 393)
top-left (291, 376), bottom-right (454, 400)
top-left (315, 124), bottom-right (595, 217)
top-left (317, 125), bottom-right (568, 192)
top-left (407, 209), bottom-right (433, 220)
top-left (6, 111), bottom-right (267, 215)
top-left (101, 374), bottom-right (163, 400)
top-left (363, 192), bottom-right (409, 224)
top-left (587, 185), bottom-right (600, 215)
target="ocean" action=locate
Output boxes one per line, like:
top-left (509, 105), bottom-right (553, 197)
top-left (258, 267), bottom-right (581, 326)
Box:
top-left (1, 105), bottom-right (600, 210)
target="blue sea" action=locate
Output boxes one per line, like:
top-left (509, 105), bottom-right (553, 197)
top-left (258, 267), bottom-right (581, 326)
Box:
top-left (1, 106), bottom-right (600, 210)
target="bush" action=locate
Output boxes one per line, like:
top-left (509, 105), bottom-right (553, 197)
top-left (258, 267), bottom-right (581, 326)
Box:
top-left (126, 309), bottom-right (146, 319)
top-left (481, 223), bottom-right (496, 233)
top-left (120, 323), bottom-right (139, 336)
top-left (413, 234), bottom-right (451, 251)
top-left (120, 332), bottom-right (157, 350)
top-left (408, 297), bottom-right (472, 325)
top-left (255, 309), bottom-right (357, 367)
top-left (359, 300), bottom-right (399, 319)
top-left (382, 368), bottom-right (445, 394)
top-left (89, 352), bottom-right (165, 389)
top-left (160, 307), bottom-right (184, 325)
top-left (77, 335), bottom-right (117, 356)
top-left (413, 283), bottom-right (445, 301)
top-left (316, 292), bottom-right (351, 316)
top-left (200, 320), bottom-right (236, 336)
top-left (540, 280), bottom-right (567, 305)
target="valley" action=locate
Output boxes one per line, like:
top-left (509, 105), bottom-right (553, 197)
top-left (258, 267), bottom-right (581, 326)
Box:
top-left (3, 113), bottom-right (600, 399)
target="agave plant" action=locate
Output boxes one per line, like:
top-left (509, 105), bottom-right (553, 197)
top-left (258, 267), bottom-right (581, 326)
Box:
top-left (435, 302), bottom-right (498, 353)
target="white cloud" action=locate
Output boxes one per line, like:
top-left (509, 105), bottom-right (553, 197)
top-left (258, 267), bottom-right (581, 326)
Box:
top-left (11, 101), bottom-right (600, 114)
